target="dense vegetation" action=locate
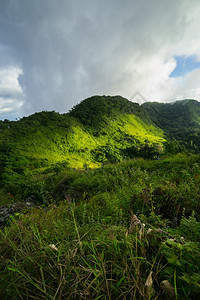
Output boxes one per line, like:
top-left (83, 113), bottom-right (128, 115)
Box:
top-left (1, 96), bottom-right (200, 299)
top-left (0, 95), bottom-right (165, 197)
top-left (143, 99), bottom-right (200, 151)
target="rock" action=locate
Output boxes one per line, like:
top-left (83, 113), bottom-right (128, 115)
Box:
top-left (25, 201), bottom-right (34, 207)
top-left (25, 195), bottom-right (37, 203)
top-left (0, 198), bottom-right (38, 228)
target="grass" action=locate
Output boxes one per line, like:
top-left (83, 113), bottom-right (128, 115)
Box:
top-left (1, 154), bottom-right (200, 299)
top-left (0, 202), bottom-right (199, 299)
top-left (119, 114), bottom-right (164, 143)
top-left (0, 189), bottom-right (15, 206)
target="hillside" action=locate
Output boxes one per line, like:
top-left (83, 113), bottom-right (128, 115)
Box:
top-left (142, 99), bottom-right (200, 150)
top-left (2, 95), bottom-right (200, 198)
top-left (0, 95), bottom-right (165, 194)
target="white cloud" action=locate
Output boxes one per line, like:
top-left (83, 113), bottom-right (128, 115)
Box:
top-left (0, 67), bottom-right (23, 119)
top-left (0, 0), bottom-right (200, 119)
top-left (0, 68), bottom-right (23, 96)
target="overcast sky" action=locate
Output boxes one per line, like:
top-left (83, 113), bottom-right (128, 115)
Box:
top-left (1, 0), bottom-right (200, 120)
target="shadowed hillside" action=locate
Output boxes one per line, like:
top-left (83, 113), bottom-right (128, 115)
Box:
top-left (143, 99), bottom-right (200, 150)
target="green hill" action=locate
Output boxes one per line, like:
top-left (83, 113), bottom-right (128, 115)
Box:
top-left (0, 96), bottom-right (165, 191)
top-left (142, 99), bottom-right (200, 150)
top-left (2, 95), bottom-right (200, 197)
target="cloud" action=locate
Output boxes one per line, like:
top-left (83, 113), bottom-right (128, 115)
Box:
top-left (0, 0), bottom-right (200, 119)
top-left (0, 67), bottom-right (23, 119)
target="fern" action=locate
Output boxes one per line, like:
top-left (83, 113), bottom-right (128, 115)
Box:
top-left (179, 211), bottom-right (200, 242)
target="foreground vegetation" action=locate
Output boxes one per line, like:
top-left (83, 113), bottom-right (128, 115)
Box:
top-left (1, 154), bottom-right (200, 299)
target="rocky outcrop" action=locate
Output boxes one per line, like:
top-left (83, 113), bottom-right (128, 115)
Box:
top-left (0, 195), bottom-right (38, 228)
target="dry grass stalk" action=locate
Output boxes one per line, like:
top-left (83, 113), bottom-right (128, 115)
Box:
top-left (160, 280), bottom-right (175, 298)
top-left (144, 271), bottom-right (154, 299)
top-left (128, 212), bottom-right (145, 240)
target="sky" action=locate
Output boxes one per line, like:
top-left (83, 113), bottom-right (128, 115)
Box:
top-left (170, 55), bottom-right (200, 78)
top-left (0, 0), bottom-right (200, 120)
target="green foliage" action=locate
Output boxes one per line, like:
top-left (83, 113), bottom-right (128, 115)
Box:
top-left (0, 189), bottom-right (15, 205)
top-left (2, 153), bottom-right (198, 221)
top-left (0, 155), bottom-right (200, 298)
top-left (1, 96), bottom-right (200, 298)
top-left (0, 96), bottom-right (167, 193)
top-left (55, 154), bottom-right (200, 221)
top-left (161, 239), bottom-right (200, 296)
top-left (4, 96), bottom-right (200, 196)
top-left (69, 95), bottom-right (147, 129)
top-left (1, 202), bottom-right (199, 299)
top-left (179, 211), bottom-right (200, 242)
top-left (143, 99), bottom-right (200, 152)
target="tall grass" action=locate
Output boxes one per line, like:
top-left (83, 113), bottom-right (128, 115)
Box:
top-left (1, 201), bottom-right (199, 299)
top-left (1, 154), bottom-right (200, 299)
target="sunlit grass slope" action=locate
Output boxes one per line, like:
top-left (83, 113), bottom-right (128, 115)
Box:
top-left (0, 96), bottom-right (165, 185)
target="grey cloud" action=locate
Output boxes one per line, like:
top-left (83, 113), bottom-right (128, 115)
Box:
top-left (0, 0), bottom-right (200, 119)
